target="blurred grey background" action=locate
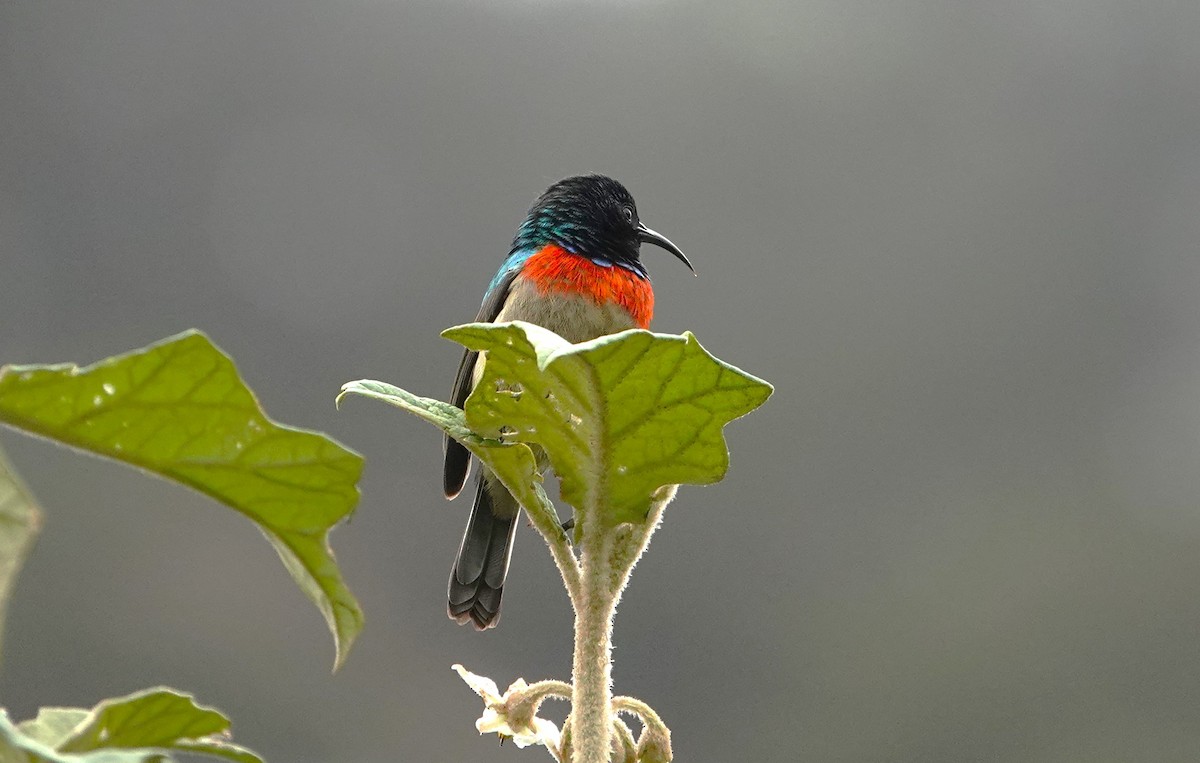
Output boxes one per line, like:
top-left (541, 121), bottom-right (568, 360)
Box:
top-left (3, 1), bottom-right (1200, 760)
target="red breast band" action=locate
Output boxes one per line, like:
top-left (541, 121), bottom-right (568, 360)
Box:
top-left (521, 244), bottom-right (654, 329)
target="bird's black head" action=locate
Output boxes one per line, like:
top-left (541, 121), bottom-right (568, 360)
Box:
top-left (511, 174), bottom-right (694, 277)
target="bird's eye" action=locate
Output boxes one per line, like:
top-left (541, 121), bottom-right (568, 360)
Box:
top-left (622, 206), bottom-right (634, 224)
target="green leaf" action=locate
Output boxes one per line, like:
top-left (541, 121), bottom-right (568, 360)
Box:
top-left (335, 381), bottom-right (543, 513)
top-left (172, 739), bottom-right (262, 763)
top-left (0, 447), bottom-right (42, 666)
top-left (57, 688), bottom-right (229, 753)
top-left (0, 331), bottom-right (364, 669)
top-left (16, 709), bottom-right (89, 748)
top-left (442, 323), bottom-right (773, 526)
top-left (0, 712), bottom-right (54, 763)
top-left (0, 688), bottom-right (262, 763)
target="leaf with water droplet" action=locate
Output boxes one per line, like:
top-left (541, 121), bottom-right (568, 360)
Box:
top-left (0, 331), bottom-right (364, 670)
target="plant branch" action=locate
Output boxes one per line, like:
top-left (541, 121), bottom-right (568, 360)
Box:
top-left (570, 517), bottom-right (617, 763)
top-left (518, 481), bottom-right (581, 603)
top-left (611, 717), bottom-right (637, 762)
top-left (609, 485), bottom-right (676, 596)
top-left (612, 695), bottom-right (663, 726)
top-left (524, 679), bottom-right (574, 704)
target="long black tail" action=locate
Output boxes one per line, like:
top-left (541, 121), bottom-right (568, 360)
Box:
top-left (448, 477), bottom-right (518, 629)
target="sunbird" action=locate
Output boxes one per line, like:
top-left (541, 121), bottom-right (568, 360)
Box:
top-left (444, 174), bottom-right (693, 629)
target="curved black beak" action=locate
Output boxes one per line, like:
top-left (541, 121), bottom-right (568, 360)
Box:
top-left (637, 222), bottom-right (696, 274)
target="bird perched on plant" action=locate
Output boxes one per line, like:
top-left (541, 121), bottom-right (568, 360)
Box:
top-left (445, 174), bottom-right (694, 629)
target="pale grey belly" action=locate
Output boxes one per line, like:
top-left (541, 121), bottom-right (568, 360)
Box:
top-left (472, 279), bottom-right (638, 389)
top-left (493, 278), bottom-right (638, 343)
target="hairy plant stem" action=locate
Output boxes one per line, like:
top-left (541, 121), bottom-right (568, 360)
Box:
top-left (521, 482), bottom-right (581, 599)
top-left (514, 449), bottom-right (677, 762)
top-left (565, 488), bottom-right (674, 763)
top-left (571, 522), bottom-right (617, 763)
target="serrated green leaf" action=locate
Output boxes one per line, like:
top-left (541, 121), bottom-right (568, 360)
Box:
top-left (0, 447), bottom-right (42, 666)
top-left (0, 331), bottom-right (364, 669)
top-left (442, 323), bottom-right (773, 526)
top-left (0, 689), bottom-right (261, 763)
